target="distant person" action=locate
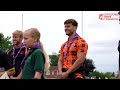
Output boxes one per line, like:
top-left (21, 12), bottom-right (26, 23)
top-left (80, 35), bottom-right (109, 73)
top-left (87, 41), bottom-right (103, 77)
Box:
top-left (58, 19), bottom-right (88, 79)
top-left (0, 33), bottom-right (14, 77)
top-left (118, 40), bottom-right (120, 69)
top-left (118, 40), bottom-right (120, 79)
top-left (21, 28), bottom-right (50, 79)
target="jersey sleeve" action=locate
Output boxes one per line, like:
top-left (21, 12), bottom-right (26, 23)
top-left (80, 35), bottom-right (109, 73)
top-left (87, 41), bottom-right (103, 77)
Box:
top-left (77, 39), bottom-right (88, 55)
top-left (34, 50), bottom-right (45, 73)
top-left (59, 43), bottom-right (66, 59)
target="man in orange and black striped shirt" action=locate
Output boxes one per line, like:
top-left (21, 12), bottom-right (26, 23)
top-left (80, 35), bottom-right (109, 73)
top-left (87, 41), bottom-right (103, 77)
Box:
top-left (58, 19), bottom-right (88, 79)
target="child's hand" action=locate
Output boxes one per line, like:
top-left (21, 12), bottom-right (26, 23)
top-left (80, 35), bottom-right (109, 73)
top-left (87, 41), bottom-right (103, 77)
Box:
top-left (10, 76), bottom-right (18, 79)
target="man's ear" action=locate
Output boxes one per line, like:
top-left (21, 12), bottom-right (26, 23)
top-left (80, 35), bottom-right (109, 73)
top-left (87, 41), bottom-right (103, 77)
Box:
top-left (74, 26), bottom-right (77, 31)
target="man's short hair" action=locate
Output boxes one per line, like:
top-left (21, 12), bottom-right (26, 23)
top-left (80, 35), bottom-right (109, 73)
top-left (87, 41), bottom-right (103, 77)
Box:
top-left (64, 19), bottom-right (78, 27)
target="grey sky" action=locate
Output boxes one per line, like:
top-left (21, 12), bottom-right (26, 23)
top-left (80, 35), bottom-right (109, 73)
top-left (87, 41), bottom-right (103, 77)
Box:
top-left (83, 11), bottom-right (119, 73)
top-left (0, 11), bottom-right (119, 73)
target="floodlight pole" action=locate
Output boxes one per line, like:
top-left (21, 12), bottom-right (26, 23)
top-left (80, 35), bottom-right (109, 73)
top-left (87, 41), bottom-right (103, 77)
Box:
top-left (22, 14), bottom-right (23, 31)
top-left (81, 11), bottom-right (83, 38)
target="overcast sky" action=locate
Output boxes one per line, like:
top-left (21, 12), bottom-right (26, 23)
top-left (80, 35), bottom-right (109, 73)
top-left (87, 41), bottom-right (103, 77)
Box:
top-left (0, 11), bottom-right (119, 73)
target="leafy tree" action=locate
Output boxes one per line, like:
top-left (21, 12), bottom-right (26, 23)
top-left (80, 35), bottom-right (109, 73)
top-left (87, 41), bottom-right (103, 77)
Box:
top-left (112, 72), bottom-right (115, 77)
top-left (82, 58), bottom-right (96, 76)
top-left (0, 33), bottom-right (13, 52)
top-left (88, 70), bottom-right (116, 79)
top-left (88, 70), bottom-right (100, 78)
top-left (49, 54), bottom-right (59, 66)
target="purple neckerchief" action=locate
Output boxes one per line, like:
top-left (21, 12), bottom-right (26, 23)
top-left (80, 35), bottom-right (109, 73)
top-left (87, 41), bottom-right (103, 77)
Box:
top-left (13, 43), bottom-right (24, 66)
top-left (20, 43), bottom-right (41, 70)
top-left (64, 33), bottom-right (80, 60)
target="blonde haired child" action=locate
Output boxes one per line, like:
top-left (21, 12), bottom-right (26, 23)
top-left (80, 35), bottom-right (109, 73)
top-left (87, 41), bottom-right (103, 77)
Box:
top-left (22, 28), bottom-right (50, 79)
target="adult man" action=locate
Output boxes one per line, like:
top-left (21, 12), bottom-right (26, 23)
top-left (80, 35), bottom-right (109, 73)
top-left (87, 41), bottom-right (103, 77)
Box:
top-left (58, 19), bottom-right (88, 79)
top-left (0, 33), bottom-right (14, 76)
top-left (7, 30), bottom-right (27, 77)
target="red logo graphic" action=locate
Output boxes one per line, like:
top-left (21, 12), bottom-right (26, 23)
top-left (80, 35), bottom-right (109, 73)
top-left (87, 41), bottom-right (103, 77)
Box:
top-left (99, 13), bottom-right (119, 20)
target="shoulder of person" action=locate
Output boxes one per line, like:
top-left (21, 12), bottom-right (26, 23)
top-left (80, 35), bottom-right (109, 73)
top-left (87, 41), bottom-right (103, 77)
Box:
top-left (60, 42), bottom-right (67, 50)
top-left (31, 49), bottom-right (45, 59)
top-left (33, 48), bottom-right (43, 54)
top-left (77, 37), bottom-right (87, 43)
top-left (76, 37), bottom-right (88, 47)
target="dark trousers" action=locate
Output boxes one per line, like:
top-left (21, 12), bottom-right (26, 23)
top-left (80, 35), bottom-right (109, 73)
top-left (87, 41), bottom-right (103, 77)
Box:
top-left (62, 68), bottom-right (84, 79)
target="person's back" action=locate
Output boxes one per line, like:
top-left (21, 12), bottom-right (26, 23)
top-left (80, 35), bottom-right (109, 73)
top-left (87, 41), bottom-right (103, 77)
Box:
top-left (0, 50), bottom-right (15, 76)
top-left (0, 33), bottom-right (14, 76)
top-left (0, 49), bottom-right (13, 71)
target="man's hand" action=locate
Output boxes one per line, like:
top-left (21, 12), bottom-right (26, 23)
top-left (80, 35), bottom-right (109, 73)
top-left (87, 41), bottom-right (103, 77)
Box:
top-left (58, 70), bottom-right (62, 79)
top-left (61, 72), bottom-right (69, 79)
top-left (10, 76), bottom-right (20, 79)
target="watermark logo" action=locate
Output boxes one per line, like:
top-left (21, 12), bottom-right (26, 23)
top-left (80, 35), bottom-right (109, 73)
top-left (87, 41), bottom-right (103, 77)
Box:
top-left (99, 13), bottom-right (119, 20)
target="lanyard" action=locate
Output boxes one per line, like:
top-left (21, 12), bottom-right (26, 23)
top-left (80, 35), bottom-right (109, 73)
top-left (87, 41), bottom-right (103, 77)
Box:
top-left (13, 43), bottom-right (24, 66)
top-left (20, 43), bottom-right (41, 70)
top-left (64, 33), bottom-right (80, 60)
